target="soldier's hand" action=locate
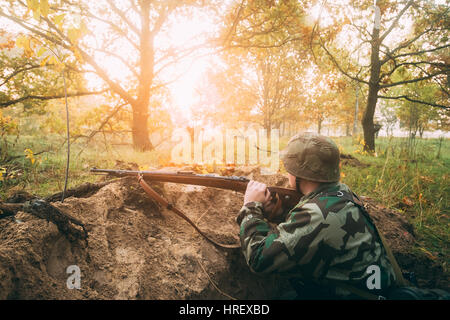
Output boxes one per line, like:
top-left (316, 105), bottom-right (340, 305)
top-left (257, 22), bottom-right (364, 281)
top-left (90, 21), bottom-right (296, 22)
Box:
top-left (263, 194), bottom-right (284, 221)
top-left (263, 196), bottom-right (275, 213)
top-left (244, 180), bottom-right (270, 205)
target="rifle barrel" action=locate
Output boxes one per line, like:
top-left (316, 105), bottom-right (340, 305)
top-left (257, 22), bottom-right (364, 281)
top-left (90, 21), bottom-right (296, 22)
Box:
top-left (90, 168), bottom-right (301, 207)
top-left (90, 168), bottom-right (249, 192)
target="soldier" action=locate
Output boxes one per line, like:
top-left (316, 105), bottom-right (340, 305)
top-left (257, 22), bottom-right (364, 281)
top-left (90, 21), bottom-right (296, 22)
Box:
top-left (236, 132), bottom-right (397, 299)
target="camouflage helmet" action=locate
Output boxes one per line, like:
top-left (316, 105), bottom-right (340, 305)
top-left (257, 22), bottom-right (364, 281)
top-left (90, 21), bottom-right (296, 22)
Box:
top-left (280, 132), bottom-right (340, 182)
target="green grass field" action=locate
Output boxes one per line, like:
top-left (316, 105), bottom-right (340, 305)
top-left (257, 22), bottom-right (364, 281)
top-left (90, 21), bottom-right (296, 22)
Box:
top-left (337, 136), bottom-right (449, 267)
top-left (1, 133), bottom-right (449, 270)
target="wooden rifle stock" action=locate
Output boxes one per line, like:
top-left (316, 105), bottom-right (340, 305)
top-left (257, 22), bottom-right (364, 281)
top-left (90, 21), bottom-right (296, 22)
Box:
top-left (90, 168), bottom-right (302, 213)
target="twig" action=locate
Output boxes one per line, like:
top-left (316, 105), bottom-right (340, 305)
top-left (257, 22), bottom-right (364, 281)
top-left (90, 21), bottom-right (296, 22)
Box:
top-left (194, 256), bottom-right (237, 300)
top-left (5, 149), bottom-right (53, 161)
top-left (195, 205), bottom-right (214, 226)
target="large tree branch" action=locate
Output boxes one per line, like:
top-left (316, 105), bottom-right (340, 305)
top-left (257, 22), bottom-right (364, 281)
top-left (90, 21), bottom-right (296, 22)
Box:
top-left (413, 64), bottom-right (450, 97)
top-left (381, 4), bottom-right (448, 66)
top-left (4, 3), bottom-right (139, 99)
top-left (153, 43), bottom-right (213, 76)
top-left (0, 64), bottom-right (42, 87)
top-left (222, 0), bottom-right (246, 46)
top-left (56, 0), bottom-right (140, 50)
top-left (15, 7), bottom-right (138, 105)
top-left (81, 11), bottom-right (139, 50)
top-left (318, 41), bottom-right (369, 85)
top-left (94, 48), bottom-right (139, 78)
top-left (380, 71), bottom-right (446, 88)
top-left (380, 60), bottom-right (448, 81)
top-left (0, 10), bottom-right (68, 48)
top-left (390, 43), bottom-right (450, 60)
top-left (378, 94), bottom-right (449, 109)
top-left (76, 46), bottom-right (137, 104)
top-left (41, 15), bottom-right (138, 104)
top-left (106, 0), bottom-right (140, 36)
top-left (379, 0), bottom-right (414, 43)
top-left (150, 2), bottom-right (173, 36)
top-left (0, 90), bottom-right (107, 108)
top-left (381, 29), bottom-right (439, 65)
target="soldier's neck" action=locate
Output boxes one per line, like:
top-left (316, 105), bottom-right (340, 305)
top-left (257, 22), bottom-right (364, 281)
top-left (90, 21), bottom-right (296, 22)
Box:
top-left (299, 180), bottom-right (322, 196)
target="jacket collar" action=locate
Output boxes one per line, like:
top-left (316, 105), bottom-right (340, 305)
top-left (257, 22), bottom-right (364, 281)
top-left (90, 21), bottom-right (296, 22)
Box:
top-left (300, 182), bottom-right (340, 202)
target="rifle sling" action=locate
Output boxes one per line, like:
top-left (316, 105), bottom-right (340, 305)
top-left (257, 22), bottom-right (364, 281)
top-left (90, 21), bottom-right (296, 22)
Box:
top-left (137, 175), bottom-right (240, 249)
top-left (138, 175), bottom-right (407, 298)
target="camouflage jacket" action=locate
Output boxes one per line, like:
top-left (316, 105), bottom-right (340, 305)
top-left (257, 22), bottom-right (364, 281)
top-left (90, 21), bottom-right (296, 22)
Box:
top-left (236, 182), bottom-right (397, 299)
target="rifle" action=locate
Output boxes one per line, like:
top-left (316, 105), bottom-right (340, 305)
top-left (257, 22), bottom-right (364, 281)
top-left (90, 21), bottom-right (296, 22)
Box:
top-left (90, 168), bottom-right (302, 249)
top-left (90, 168), bottom-right (302, 214)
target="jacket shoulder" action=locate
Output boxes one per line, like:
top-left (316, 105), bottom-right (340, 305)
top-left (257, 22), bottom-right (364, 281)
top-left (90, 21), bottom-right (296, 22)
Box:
top-left (307, 184), bottom-right (357, 219)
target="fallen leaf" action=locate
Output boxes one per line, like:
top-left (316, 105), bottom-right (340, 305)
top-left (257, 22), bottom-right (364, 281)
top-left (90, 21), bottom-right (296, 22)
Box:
top-left (420, 175), bottom-right (434, 183)
top-left (419, 247), bottom-right (437, 261)
top-left (402, 196), bottom-right (414, 207)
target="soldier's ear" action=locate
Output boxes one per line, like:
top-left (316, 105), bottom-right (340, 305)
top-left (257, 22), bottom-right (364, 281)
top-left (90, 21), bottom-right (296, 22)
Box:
top-left (287, 173), bottom-right (296, 188)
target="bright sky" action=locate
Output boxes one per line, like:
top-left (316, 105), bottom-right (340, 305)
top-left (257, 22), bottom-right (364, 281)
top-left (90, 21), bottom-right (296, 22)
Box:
top-left (0, 0), bottom-right (445, 127)
top-left (0, 2), bottom-right (222, 126)
top-left (83, 4), bottom-right (222, 126)
top-left (157, 14), bottom-right (219, 125)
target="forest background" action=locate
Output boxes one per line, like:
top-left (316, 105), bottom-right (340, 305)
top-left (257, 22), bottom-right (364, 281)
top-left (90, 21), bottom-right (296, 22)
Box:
top-left (0, 0), bottom-right (448, 270)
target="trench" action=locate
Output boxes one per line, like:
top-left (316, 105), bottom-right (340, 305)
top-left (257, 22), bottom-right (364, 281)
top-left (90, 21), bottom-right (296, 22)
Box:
top-left (1, 167), bottom-right (447, 299)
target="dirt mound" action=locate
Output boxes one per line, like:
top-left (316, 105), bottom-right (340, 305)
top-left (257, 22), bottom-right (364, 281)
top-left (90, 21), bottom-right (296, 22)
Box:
top-left (340, 153), bottom-right (369, 168)
top-left (360, 197), bottom-right (449, 289)
top-left (0, 167), bottom-right (447, 299)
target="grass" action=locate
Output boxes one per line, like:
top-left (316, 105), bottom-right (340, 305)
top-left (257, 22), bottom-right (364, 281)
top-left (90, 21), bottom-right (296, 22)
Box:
top-left (335, 136), bottom-right (449, 270)
top-left (1, 133), bottom-right (449, 270)
top-left (0, 134), bottom-right (164, 198)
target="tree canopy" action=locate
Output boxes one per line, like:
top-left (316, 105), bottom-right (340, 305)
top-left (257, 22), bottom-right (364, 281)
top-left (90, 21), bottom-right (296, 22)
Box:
top-left (0, 0), bottom-right (448, 152)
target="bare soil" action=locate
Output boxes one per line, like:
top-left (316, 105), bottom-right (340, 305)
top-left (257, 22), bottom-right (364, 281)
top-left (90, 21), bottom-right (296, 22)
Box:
top-left (340, 153), bottom-right (370, 168)
top-left (0, 166), bottom-right (448, 299)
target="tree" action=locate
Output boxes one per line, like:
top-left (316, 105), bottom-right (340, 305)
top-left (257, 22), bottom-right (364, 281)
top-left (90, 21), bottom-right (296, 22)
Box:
top-left (314, 0), bottom-right (449, 152)
top-left (253, 46), bottom-right (306, 131)
top-left (300, 67), bottom-right (361, 136)
top-left (194, 44), bottom-right (307, 134)
top-left (195, 0), bottom-right (318, 133)
top-left (0, 0), bottom-right (211, 151)
top-left (0, 30), bottom-right (101, 110)
top-left (379, 100), bottom-right (398, 137)
top-left (222, 0), bottom-right (311, 50)
top-left (191, 53), bottom-right (257, 129)
top-left (396, 81), bottom-right (446, 138)
top-left (335, 79), bottom-right (366, 137)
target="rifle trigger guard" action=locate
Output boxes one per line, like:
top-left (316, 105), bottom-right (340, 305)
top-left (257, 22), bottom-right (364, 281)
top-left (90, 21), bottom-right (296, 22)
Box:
top-left (266, 192), bottom-right (282, 222)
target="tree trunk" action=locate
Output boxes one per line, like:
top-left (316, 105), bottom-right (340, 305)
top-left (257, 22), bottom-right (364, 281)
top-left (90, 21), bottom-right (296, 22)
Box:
top-left (131, 102), bottom-right (153, 151)
top-left (345, 123), bottom-right (351, 136)
top-left (317, 115), bottom-right (323, 134)
top-left (362, 86), bottom-right (378, 152)
top-left (133, 0), bottom-right (154, 151)
top-left (353, 85), bottom-right (359, 136)
top-left (419, 124), bottom-right (425, 138)
top-left (362, 14), bottom-right (381, 153)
